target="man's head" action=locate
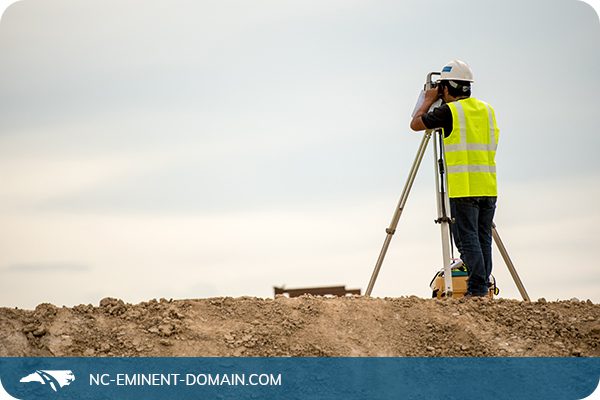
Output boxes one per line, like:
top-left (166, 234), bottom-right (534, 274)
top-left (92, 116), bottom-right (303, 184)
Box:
top-left (438, 79), bottom-right (471, 101)
top-left (438, 59), bottom-right (473, 102)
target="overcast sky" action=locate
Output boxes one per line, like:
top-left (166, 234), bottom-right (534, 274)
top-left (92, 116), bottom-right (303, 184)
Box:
top-left (0, 0), bottom-right (599, 309)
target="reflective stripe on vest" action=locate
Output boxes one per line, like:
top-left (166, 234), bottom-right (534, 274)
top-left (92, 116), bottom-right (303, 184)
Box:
top-left (446, 165), bottom-right (497, 174)
top-left (444, 98), bottom-right (499, 198)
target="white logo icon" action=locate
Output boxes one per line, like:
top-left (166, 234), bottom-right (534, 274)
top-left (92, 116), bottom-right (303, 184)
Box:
top-left (0, 370), bottom-right (75, 400)
top-left (19, 370), bottom-right (75, 392)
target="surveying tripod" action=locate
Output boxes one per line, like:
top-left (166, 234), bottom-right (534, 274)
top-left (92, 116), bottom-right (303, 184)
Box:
top-left (365, 72), bottom-right (530, 301)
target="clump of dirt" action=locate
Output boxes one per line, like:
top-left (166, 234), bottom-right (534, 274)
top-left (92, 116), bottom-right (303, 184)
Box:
top-left (1, 296), bottom-right (598, 357)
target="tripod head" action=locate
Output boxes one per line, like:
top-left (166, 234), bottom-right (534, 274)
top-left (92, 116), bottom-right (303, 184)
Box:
top-left (425, 72), bottom-right (441, 90)
top-left (411, 72), bottom-right (443, 118)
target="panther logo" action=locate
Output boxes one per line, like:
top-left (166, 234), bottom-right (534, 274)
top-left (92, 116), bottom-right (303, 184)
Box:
top-left (0, 370), bottom-right (75, 399)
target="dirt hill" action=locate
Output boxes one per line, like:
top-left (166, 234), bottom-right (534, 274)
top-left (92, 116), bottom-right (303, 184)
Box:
top-left (1, 296), bottom-right (598, 357)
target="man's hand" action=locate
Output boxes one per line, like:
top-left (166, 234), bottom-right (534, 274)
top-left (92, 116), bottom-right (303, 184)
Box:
top-left (423, 88), bottom-right (440, 104)
top-left (410, 88), bottom-right (440, 131)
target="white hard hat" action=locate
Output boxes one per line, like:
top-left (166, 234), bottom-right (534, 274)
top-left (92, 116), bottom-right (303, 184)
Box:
top-left (439, 60), bottom-right (474, 82)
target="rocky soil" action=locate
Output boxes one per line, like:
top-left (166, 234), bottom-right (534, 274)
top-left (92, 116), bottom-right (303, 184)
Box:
top-left (1, 296), bottom-right (599, 357)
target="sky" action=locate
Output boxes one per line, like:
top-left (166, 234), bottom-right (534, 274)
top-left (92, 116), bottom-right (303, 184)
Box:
top-left (0, 0), bottom-right (599, 309)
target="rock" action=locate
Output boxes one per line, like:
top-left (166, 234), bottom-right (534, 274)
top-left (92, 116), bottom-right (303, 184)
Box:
top-left (34, 303), bottom-right (58, 317)
top-left (22, 324), bottom-right (37, 333)
top-left (83, 348), bottom-right (96, 356)
top-left (241, 334), bottom-right (253, 342)
top-left (158, 324), bottom-right (175, 337)
top-left (224, 333), bottom-right (235, 342)
top-left (32, 327), bottom-right (46, 337)
top-left (99, 297), bottom-right (120, 307)
top-left (99, 343), bottom-right (111, 352)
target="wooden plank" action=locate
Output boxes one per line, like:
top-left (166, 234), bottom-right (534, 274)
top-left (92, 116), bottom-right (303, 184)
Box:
top-left (273, 286), bottom-right (361, 298)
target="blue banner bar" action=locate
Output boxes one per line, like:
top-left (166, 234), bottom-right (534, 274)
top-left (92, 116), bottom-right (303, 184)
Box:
top-left (0, 357), bottom-right (598, 400)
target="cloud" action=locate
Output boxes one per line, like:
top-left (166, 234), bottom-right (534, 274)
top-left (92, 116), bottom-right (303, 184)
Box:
top-left (3, 263), bottom-right (91, 273)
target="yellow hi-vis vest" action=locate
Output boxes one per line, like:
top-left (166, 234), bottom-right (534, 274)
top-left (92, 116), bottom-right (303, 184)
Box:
top-left (444, 98), bottom-right (499, 198)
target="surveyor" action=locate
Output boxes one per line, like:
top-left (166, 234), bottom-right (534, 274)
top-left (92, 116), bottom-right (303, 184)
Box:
top-left (409, 60), bottom-right (499, 297)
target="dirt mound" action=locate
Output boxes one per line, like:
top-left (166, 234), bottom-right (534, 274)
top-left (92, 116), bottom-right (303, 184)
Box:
top-left (1, 296), bottom-right (598, 357)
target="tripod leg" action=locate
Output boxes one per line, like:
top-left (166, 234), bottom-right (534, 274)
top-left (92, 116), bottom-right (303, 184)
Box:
top-left (365, 130), bottom-right (433, 296)
top-left (492, 223), bottom-right (531, 301)
top-left (433, 130), bottom-right (454, 297)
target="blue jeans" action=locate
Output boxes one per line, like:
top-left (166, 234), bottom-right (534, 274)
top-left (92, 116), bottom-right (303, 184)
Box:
top-left (450, 197), bottom-right (497, 296)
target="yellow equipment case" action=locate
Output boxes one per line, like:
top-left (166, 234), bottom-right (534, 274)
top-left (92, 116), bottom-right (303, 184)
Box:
top-left (430, 265), bottom-right (498, 298)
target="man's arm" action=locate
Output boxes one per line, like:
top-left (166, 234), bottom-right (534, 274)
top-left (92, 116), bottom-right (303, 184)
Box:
top-left (410, 88), bottom-right (440, 131)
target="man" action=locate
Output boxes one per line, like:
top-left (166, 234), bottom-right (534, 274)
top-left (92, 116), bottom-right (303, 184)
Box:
top-left (410, 60), bottom-right (499, 297)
